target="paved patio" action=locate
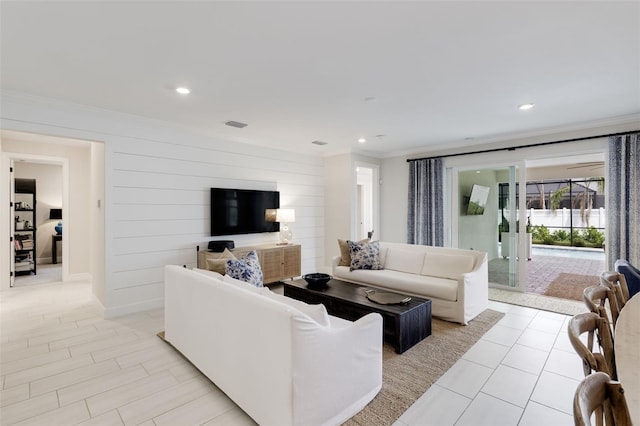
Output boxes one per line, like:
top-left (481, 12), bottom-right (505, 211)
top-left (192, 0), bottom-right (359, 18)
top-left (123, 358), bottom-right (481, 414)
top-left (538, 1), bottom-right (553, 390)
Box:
top-left (488, 246), bottom-right (606, 297)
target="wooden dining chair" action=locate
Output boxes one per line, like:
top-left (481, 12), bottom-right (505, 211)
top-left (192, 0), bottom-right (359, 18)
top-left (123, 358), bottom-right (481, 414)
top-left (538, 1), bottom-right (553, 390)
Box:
top-left (600, 272), bottom-right (630, 311)
top-left (573, 372), bottom-right (631, 426)
top-left (583, 285), bottom-right (620, 331)
top-left (568, 312), bottom-right (616, 380)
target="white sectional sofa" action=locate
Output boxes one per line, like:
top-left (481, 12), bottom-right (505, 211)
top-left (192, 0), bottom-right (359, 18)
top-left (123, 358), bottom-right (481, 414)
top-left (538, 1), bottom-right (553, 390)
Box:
top-left (333, 242), bottom-right (488, 324)
top-left (164, 265), bottom-right (383, 426)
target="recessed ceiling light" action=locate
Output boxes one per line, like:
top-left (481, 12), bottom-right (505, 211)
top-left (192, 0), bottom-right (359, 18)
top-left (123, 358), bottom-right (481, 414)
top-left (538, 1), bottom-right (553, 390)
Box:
top-left (176, 87), bottom-right (190, 95)
top-left (518, 103), bottom-right (535, 110)
top-left (358, 138), bottom-right (366, 143)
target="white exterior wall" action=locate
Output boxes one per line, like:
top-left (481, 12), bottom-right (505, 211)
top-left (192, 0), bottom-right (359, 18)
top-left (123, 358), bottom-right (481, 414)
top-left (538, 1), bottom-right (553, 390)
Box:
top-left (528, 208), bottom-right (606, 230)
top-left (1, 93), bottom-right (324, 317)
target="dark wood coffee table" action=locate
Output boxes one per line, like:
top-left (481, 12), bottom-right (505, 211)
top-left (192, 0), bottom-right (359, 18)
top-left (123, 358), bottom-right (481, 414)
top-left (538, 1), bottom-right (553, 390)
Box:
top-left (283, 279), bottom-right (432, 353)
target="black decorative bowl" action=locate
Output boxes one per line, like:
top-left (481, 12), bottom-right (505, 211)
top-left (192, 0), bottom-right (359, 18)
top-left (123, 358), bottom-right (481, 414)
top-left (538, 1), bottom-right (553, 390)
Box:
top-left (303, 273), bottom-right (332, 290)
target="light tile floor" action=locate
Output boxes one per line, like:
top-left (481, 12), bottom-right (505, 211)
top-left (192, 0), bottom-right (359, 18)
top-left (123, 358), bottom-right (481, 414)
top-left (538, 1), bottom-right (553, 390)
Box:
top-left (1, 280), bottom-right (583, 426)
top-left (0, 280), bottom-right (257, 426)
top-left (394, 301), bottom-right (583, 426)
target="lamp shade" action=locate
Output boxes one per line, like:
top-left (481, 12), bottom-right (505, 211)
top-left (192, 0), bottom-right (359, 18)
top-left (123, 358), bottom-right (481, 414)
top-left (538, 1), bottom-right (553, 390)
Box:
top-left (49, 208), bottom-right (62, 220)
top-left (275, 209), bottom-right (295, 223)
top-left (265, 209), bottom-right (278, 222)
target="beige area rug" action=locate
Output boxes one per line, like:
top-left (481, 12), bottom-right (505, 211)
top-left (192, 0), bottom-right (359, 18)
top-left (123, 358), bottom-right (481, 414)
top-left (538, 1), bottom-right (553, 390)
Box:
top-left (543, 272), bottom-right (600, 301)
top-left (489, 288), bottom-right (588, 316)
top-left (345, 309), bottom-right (504, 426)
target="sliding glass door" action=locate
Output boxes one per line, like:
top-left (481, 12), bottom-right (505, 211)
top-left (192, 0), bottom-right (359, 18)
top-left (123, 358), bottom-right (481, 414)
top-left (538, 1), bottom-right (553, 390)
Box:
top-left (455, 163), bottom-right (527, 291)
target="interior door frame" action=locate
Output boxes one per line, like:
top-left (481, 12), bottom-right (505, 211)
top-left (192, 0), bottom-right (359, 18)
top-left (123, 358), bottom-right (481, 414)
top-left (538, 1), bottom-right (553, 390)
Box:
top-left (9, 161), bottom-right (15, 287)
top-left (353, 161), bottom-right (380, 241)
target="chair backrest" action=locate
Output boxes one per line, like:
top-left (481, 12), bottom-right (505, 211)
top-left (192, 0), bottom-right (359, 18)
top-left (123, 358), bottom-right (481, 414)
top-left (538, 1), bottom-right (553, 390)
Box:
top-left (600, 272), bottom-right (629, 310)
top-left (583, 285), bottom-right (620, 330)
top-left (573, 372), bottom-right (632, 426)
top-left (615, 259), bottom-right (640, 298)
top-left (567, 312), bottom-right (616, 380)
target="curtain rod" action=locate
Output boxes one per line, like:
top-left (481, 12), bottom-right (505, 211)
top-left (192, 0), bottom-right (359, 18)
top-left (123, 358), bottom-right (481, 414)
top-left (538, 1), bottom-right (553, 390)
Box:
top-left (406, 130), bottom-right (640, 163)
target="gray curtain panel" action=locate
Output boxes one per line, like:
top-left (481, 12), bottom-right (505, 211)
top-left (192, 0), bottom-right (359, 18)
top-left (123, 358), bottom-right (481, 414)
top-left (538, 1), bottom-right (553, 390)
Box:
top-left (607, 133), bottom-right (640, 269)
top-left (407, 158), bottom-right (444, 246)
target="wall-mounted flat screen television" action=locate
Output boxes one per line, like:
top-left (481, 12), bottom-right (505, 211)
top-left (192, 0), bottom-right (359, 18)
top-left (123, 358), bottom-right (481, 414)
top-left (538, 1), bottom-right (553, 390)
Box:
top-left (211, 188), bottom-right (280, 236)
top-left (467, 184), bottom-right (490, 215)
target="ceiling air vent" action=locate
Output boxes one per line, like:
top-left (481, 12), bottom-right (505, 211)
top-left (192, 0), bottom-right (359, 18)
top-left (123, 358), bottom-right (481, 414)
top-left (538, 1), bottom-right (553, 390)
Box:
top-left (312, 140), bottom-right (328, 146)
top-left (225, 121), bottom-right (248, 128)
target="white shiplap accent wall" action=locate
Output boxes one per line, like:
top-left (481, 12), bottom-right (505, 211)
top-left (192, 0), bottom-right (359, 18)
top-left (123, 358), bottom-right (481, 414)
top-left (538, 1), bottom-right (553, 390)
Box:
top-left (1, 93), bottom-right (324, 317)
top-left (109, 137), bottom-right (324, 313)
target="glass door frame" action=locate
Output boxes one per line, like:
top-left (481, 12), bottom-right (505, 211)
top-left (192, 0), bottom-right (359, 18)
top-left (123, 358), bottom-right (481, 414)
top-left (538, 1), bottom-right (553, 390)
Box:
top-left (448, 160), bottom-right (528, 292)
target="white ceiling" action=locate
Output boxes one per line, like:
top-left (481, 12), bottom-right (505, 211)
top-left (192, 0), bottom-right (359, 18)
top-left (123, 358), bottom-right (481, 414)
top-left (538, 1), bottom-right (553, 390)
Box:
top-left (1, 1), bottom-right (639, 158)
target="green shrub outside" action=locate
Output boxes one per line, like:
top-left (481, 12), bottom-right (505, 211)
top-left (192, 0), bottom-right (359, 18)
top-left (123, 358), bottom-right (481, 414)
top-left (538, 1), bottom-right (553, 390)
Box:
top-left (583, 226), bottom-right (605, 246)
top-left (531, 225), bottom-right (551, 242)
top-left (552, 229), bottom-right (570, 241)
top-left (528, 224), bottom-right (604, 248)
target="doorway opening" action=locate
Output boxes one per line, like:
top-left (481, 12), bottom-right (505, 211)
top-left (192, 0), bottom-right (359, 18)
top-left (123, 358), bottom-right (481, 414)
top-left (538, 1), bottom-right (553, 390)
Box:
top-left (12, 161), bottom-right (64, 287)
top-left (1, 129), bottom-right (105, 297)
top-left (488, 154), bottom-right (606, 302)
top-left (455, 151), bottom-right (606, 303)
top-left (355, 164), bottom-right (380, 241)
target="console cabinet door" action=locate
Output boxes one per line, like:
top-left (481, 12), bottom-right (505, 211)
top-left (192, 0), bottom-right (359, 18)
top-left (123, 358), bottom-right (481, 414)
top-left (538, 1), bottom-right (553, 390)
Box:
top-left (282, 245), bottom-right (301, 279)
top-left (261, 248), bottom-right (283, 284)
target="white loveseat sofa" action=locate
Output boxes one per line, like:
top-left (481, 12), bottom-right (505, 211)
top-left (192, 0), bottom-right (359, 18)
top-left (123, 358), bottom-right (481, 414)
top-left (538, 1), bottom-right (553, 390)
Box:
top-left (333, 242), bottom-right (488, 325)
top-left (164, 265), bottom-right (383, 426)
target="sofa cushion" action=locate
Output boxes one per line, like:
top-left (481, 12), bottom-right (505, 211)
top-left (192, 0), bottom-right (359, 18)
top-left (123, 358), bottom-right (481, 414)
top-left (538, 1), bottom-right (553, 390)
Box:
top-left (348, 240), bottom-right (383, 271)
top-left (225, 250), bottom-right (263, 287)
top-left (384, 248), bottom-right (425, 274)
top-left (206, 248), bottom-right (236, 274)
top-left (421, 253), bottom-right (475, 280)
top-left (378, 247), bottom-right (389, 267)
top-left (260, 288), bottom-right (330, 327)
top-left (334, 266), bottom-right (458, 302)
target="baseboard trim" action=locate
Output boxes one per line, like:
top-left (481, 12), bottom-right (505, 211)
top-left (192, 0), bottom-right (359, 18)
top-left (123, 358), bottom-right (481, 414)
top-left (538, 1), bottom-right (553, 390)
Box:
top-left (36, 257), bottom-right (62, 265)
top-left (104, 297), bottom-right (164, 319)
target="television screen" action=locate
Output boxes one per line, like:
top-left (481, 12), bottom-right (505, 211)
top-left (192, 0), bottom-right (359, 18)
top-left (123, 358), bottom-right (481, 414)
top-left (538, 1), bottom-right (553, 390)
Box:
top-left (211, 188), bottom-right (280, 236)
top-left (467, 184), bottom-right (490, 215)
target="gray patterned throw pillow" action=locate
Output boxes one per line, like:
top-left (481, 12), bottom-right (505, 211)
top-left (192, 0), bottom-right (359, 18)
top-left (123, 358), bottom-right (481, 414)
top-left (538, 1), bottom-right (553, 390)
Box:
top-left (225, 250), bottom-right (264, 287)
top-left (347, 240), bottom-right (383, 271)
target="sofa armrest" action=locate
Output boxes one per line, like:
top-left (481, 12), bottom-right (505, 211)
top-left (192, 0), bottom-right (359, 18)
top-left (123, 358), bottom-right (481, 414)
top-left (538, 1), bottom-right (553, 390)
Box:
top-left (291, 313), bottom-right (383, 426)
top-left (458, 252), bottom-right (489, 324)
